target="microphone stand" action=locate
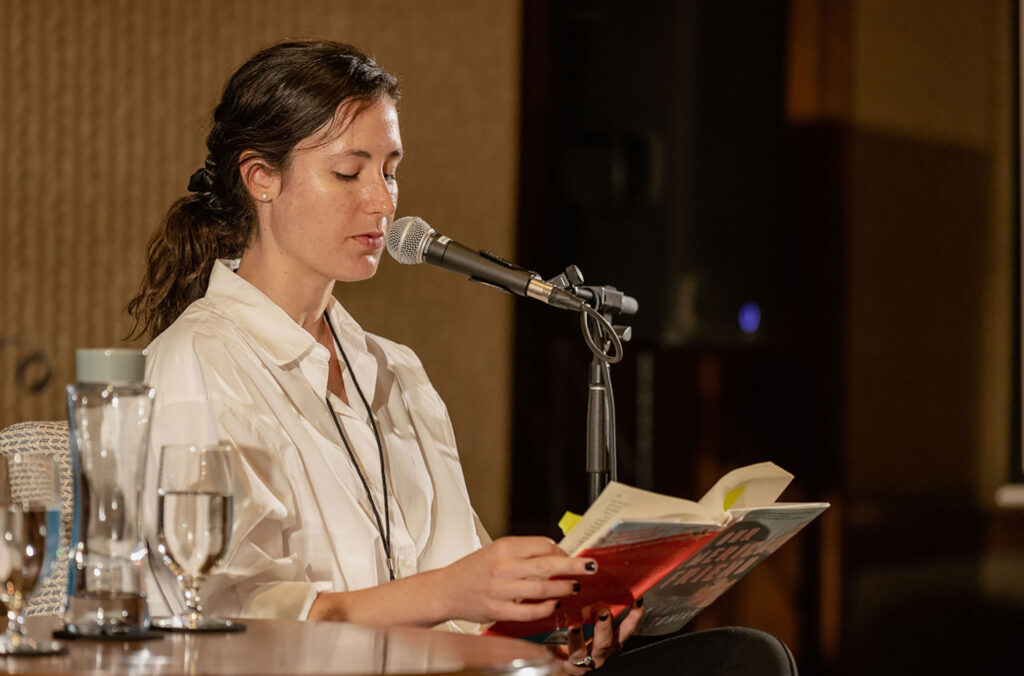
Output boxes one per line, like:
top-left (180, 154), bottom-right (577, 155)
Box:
top-left (548, 266), bottom-right (635, 506)
top-left (586, 353), bottom-right (609, 506)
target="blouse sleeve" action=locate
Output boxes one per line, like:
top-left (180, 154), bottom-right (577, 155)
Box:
top-left (143, 337), bottom-right (331, 621)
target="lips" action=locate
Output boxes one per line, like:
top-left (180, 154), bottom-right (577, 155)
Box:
top-left (353, 233), bottom-right (384, 250)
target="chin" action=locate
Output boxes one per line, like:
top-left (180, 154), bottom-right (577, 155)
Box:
top-left (335, 256), bottom-right (382, 283)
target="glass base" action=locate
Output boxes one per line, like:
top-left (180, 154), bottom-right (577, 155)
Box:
top-left (151, 615), bottom-right (245, 633)
top-left (0, 635), bottom-right (68, 656)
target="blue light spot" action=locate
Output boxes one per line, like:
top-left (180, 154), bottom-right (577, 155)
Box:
top-left (738, 302), bottom-right (761, 334)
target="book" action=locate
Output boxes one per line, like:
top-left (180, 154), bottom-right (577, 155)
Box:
top-left (483, 461), bottom-right (829, 643)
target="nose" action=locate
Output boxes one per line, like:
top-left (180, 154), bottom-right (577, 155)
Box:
top-left (365, 173), bottom-right (397, 218)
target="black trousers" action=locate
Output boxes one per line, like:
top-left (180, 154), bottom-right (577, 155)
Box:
top-left (597, 627), bottom-right (798, 676)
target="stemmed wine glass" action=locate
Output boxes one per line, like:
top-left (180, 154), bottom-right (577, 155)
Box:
top-left (0, 451), bottom-right (66, 655)
top-left (151, 443), bottom-right (240, 632)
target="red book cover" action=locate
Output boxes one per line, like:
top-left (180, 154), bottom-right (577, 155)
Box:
top-left (481, 462), bottom-right (829, 644)
top-left (484, 523), bottom-right (718, 642)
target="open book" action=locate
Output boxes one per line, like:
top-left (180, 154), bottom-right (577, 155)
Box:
top-left (483, 461), bottom-right (829, 643)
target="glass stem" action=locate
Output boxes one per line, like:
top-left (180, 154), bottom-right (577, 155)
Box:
top-left (5, 595), bottom-right (26, 638)
top-left (182, 576), bottom-right (204, 620)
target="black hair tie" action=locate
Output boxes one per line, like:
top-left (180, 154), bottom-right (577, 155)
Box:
top-left (187, 167), bottom-right (214, 193)
top-left (187, 156), bottom-right (226, 213)
top-left (187, 155), bottom-right (217, 193)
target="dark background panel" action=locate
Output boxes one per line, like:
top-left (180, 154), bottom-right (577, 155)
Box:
top-left (512, 0), bottom-right (831, 535)
top-left (511, 1), bottom-right (1024, 674)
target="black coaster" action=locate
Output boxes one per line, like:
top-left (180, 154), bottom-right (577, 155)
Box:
top-left (52, 629), bottom-right (165, 642)
top-left (151, 620), bottom-right (246, 634)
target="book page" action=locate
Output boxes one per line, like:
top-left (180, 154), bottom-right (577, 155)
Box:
top-left (696, 461), bottom-right (793, 513)
top-left (559, 482), bottom-right (714, 554)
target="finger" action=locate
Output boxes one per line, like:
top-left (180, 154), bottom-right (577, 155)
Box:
top-left (548, 646), bottom-right (588, 676)
top-left (498, 554), bottom-right (598, 581)
top-left (488, 598), bottom-right (561, 623)
top-left (567, 623), bottom-right (586, 655)
top-left (494, 577), bottom-right (579, 602)
top-left (563, 660), bottom-right (592, 676)
top-left (565, 624), bottom-right (592, 672)
top-left (562, 660), bottom-right (591, 676)
top-left (615, 597), bottom-right (646, 643)
top-left (589, 605), bottom-right (616, 668)
top-left (493, 535), bottom-right (564, 559)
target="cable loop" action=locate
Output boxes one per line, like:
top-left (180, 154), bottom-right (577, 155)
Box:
top-left (580, 305), bottom-right (623, 364)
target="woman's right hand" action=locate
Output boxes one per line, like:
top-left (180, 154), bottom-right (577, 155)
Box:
top-left (435, 536), bottom-right (597, 623)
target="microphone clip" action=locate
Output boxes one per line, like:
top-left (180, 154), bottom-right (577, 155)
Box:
top-left (547, 265), bottom-right (638, 320)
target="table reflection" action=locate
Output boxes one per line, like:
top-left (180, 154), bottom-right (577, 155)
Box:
top-left (1, 617), bottom-right (558, 675)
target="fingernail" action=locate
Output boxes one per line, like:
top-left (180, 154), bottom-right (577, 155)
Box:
top-left (570, 626), bottom-right (582, 635)
top-left (585, 561), bottom-right (597, 572)
top-left (572, 581), bottom-right (581, 593)
top-left (636, 596), bottom-right (644, 608)
top-left (555, 601), bottom-right (561, 610)
top-left (598, 612), bottom-right (610, 621)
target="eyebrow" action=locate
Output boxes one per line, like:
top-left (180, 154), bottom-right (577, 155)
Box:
top-left (338, 149), bottom-right (404, 159)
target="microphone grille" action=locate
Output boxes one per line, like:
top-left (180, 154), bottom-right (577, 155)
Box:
top-left (387, 216), bottom-right (434, 265)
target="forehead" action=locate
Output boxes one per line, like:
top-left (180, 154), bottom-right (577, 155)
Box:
top-left (295, 98), bottom-right (401, 154)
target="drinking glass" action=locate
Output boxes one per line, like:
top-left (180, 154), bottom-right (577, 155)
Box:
top-left (151, 443), bottom-right (238, 631)
top-left (0, 452), bottom-right (66, 655)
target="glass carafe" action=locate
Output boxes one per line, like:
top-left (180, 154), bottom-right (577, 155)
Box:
top-left (63, 348), bottom-right (154, 636)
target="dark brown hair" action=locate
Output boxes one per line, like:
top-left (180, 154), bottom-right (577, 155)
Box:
top-left (126, 40), bottom-right (400, 340)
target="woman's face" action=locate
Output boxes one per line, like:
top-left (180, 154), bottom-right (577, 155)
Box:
top-left (258, 98), bottom-right (403, 285)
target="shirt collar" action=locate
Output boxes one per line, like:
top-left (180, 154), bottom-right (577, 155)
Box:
top-left (203, 260), bottom-right (377, 408)
top-left (202, 259), bottom-right (356, 366)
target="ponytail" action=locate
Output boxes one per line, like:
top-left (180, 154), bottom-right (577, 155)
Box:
top-left (125, 190), bottom-right (251, 341)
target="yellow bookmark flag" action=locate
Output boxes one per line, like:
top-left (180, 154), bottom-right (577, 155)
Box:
top-left (723, 486), bottom-right (746, 511)
top-left (558, 511), bottom-right (582, 536)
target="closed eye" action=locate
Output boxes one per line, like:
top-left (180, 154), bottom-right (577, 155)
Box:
top-left (334, 172), bottom-right (358, 181)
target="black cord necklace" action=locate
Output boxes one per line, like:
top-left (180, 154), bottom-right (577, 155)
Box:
top-left (322, 311), bottom-right (395, 581)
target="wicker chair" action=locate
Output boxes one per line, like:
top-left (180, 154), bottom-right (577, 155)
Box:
top-left (0, 420), bottom-right (74, 616)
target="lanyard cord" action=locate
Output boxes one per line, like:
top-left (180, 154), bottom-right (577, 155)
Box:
top-left (323, 311), bottom-right (395, 581)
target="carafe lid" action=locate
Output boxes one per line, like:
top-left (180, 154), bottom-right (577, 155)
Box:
top-left (75, 348), bottom-right (146, 384)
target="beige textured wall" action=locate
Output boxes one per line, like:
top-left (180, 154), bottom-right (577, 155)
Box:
top-left (0, 0), bottom-right (521, 534)
top-left (844, 0), bottom-right (1014, 502)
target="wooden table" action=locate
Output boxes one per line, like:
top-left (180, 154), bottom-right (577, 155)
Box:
top-left (2, 616), bottom-right (561, 675)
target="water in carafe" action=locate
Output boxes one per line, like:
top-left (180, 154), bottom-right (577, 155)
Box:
top-left (64, 348), bottom-right (154, 636)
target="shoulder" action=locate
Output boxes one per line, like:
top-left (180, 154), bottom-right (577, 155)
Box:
top-left (327, 301), bottom-right (424, 372)
top-left (147, 302), bottom-right (241, 363)
top-left (365, 331), bottom-right (451, 414)
top-left (366, 331), bottom-right (424, 371)
top-left (144, 302), bottom-right (253, 401)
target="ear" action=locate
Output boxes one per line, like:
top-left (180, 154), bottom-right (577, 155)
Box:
top-left (239, 150), bottom-right (280, 202)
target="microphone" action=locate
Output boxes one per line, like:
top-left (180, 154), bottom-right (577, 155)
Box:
top-left (386, 216), bottom-right (586, 311)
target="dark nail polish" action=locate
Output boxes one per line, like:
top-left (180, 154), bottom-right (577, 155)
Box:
top-left (555, 601), bottom-right (561, 610)
top-left (598, 612), bottom-right (610, 621)
top-left (636, 597), bottom-right (644, 608)
top-left (570, 626), bottom-right (582, 634)
top-left (585, 561), bottom-right (597, 572)
top-left (572, 582), bottom-right (581, 593)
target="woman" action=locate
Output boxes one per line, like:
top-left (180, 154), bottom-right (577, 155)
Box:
top-left (127, 39), bottom-right (638, 671)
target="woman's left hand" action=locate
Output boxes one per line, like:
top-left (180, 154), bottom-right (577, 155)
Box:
top-left (551, 598), bottom-right (644, 674)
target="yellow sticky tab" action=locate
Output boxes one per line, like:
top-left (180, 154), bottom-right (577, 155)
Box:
top-left (723, 486), bottom-right (746, 511)
top-left (559, 511), bottom-right (582, 536)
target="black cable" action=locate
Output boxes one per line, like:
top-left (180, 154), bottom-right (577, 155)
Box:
top-left (323, 311), bottom-right (395, 581)
top-left (580, 305), bottom-right (623, 363)
top-left (603, 359), bottom-right (617, 483)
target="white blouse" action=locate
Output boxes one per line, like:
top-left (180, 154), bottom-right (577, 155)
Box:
top-left (141, 259), bottom-right (489, 623)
